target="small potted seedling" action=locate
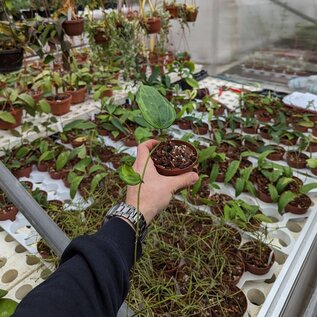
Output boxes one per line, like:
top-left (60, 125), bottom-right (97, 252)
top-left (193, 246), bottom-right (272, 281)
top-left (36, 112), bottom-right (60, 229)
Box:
top-left (136, 84), bottom-right (198, 176)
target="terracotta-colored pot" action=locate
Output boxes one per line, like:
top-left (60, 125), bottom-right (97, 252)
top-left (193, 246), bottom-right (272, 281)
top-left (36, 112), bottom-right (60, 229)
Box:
top-left (0, 205), bottom-right (18, 221)
top-left (94, 30), bottom-right (108, 44)
top-left (242, 126), bottom-right (258, 134)
top-left (214, 106), bottom-right (225, 116)
top-left (101, 87), bottom-right (113, 98)
top-left (285, 194), bottom-right (312, 214)
top-left (292, 123), bottom-right (309, 133)
top-left (123, 136), bottom-right (138, 147)
top-left (65, 86), bottom-right (87, 105)
top-left (267, 146), bottom-right (285, 161)
top-left (97, 127), bottom-right (109, 136)
top-left (259, 126), bottom-right (272, 140)
top-left (164, 4), bottom-right (178, 18)
top-left (280, 136), bottom-right (298, 146)
top-left (37, 161), bottom-right (54, 172)
top-left (49, 169), bottom-right (69, 180)
top-left (152, 140), bottom-right (198, 176)
top-left (186, 9), bottom-right (198, 22)
top-left (307, 142), bottom-right (317, 153)
top-left (255, 109), bottom-right (271, 122)
top-left (47, 93), bottom-right (72, 116)
top-left (241, 241), bottom-right (275, 275)
top-left (63, 17), bottom-right (84, 37)
top-left (177, 119), bottom-right (192, 130)
top-left (311, 167), bottom-right (317, 176)
top-left (192, 122), bottom-right (209, 135)
top-left (286, 151), bottom-right (308, 169)
top-left (145, 17), bottom-right (161, 34)
top-left (12, 165), bottom-right (32, 179)
top-left (257, 188), bottom-right (273, 203)
top-left (0, 108), bottom-right (22, 130)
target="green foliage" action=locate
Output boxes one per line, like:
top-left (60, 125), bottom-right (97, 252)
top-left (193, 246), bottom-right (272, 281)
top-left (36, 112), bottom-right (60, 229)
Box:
top-left (136, 84), bottom-right (176, 129)
top-left (278, 191), bottom-right (297, 213)
top-left (224, 160), bottom-right (240, 184)
top-left (118, 165), bottom-right (142, 185)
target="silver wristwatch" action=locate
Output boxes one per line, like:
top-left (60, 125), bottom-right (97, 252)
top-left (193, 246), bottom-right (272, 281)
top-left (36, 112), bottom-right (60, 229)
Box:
top-left (106, 202), bottom-right (148, 243)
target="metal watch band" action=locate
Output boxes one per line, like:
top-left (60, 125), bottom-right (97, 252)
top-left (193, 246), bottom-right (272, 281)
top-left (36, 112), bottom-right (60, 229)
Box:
top-left (106, 202), bottom-right (148, 243)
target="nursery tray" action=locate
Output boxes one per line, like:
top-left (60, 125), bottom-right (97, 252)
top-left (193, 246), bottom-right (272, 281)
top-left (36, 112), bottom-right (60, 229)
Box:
top-left (1, 76), bottom-right (316, 316)
top-left (0, 64), bottom-right (203, 156)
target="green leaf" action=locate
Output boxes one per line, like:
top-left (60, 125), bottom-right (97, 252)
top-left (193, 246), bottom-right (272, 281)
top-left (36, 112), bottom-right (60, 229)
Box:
top-left (185, 78), bottom-right (199, 89)
top-left (209, 163), bottom-right (219, 183)
top-left (258, 150), bottom-right (274, 166)
top-left (235, 178), bottom-right (245, 197)
top-left (73, 158), bottom-right (91, 172)
top-left (192, 175), bottom-right (206, 196)
top-left (224, 160), bottom-right (240, 184)
top-left (253, 213), bottom-right (272, 223)
top-left (276, 177), bottom-right (294, 194)
top-left (134, 127), bottom-right (152, 144)
top-left (0, 111), bottom-right (16, 124)
top-left (307, 158), bottom-right (317, 169)
top-left (118, 165), bottom-right (142, 185)
top-left (69, 175), bottom-right (84, 199)
top-left (0, 298), bottom-right (18, 317)
top-left (0, 289), bottom-right (8, 298)
top-left (88, 164), bottom-right (105, 175)
top-left (183, 61), bottom-right (195, 72)
top-left (44, 54), bottom-right (55, 64)
top-left (136, 85), bottom-right (176, 129)
top-left (38, 100), bottom-right (51, 113)
top-left (278, 191), bottom-right (297, 213)
top-left (198, 146), bottom-right (216, 163)
top-left (16, 146), bottom-right (30, 159)
top-left (55, 152), bottom-right (70, 171)
top-left (90, 173), bottom-right (107, 193)
top-left (18, 93), bottom-right (35, 108)
top-left (246, 181), bottom-right (257, 197)
top-left (268, 184), bottom-right (279, 202)
top-left (300, 183), bottom-right (317, 194)
top-left (38, 150), bottom-right (54, 163)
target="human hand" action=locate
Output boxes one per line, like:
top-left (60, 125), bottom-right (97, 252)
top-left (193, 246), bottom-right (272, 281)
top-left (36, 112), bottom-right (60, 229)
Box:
top-left (125, 139), bottom-right (199, 225)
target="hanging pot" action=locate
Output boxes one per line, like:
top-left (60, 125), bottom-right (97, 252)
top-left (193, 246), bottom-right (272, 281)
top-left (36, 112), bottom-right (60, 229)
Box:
top-left (0, 48), bottom-right (24, 73)
top-left (145, 17), bottom-right (161, 34)
top-left (63, 17), bottom-right (84, 37)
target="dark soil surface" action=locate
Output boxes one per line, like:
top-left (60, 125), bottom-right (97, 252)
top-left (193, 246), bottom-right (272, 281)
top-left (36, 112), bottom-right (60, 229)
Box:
top-left (152, 141), bottom-right (196, 169)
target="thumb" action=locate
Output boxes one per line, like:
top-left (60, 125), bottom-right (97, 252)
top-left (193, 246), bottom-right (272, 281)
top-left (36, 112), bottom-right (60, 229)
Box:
top-left (169, 172), bottom-right (199, 192)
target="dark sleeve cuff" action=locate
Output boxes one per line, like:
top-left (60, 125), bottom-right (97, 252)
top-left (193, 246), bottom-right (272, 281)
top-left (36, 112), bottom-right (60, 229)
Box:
top-left (94, 217), bottom-right (143, 269)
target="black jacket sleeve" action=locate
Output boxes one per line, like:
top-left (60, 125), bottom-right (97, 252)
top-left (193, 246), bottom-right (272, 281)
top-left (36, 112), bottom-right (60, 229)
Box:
top-left (13, 217), bottom-right (142, 317)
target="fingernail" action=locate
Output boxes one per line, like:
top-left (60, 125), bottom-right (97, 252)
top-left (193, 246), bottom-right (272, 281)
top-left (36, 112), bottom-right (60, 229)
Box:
top-left (190, 172), bottom-right (199, 185)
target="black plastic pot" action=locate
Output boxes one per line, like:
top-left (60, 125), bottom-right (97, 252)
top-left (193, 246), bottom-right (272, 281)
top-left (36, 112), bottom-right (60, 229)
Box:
top-left (0, 48), bottom-right (24, 73)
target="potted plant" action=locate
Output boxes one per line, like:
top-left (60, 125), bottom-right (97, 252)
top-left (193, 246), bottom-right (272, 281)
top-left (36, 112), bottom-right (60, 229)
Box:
top-left (139, 0), bottom-right (161, 34)
top-left (240, 240), bottom-right (275, 275)
top-left (0, 197), bottom-right (18, 221)
top-left (39, 70), bottom-right (72, 116)
top-left (222, 199), bottom-right (271, 231)
top-left (57, 0), bottom-right (84, 37)
top-left (163, 0), bottom-right (180, 19)
top-left (2, 144), bottom-right (37, 178)
top-left (184, 2), bottom-right (198, 22)
top-left (0, 87), bottom-right (37, 130)
top-left (136, 84), bottom-right (198, 176)
top-left (63, 64), bottom-right (92, 104)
